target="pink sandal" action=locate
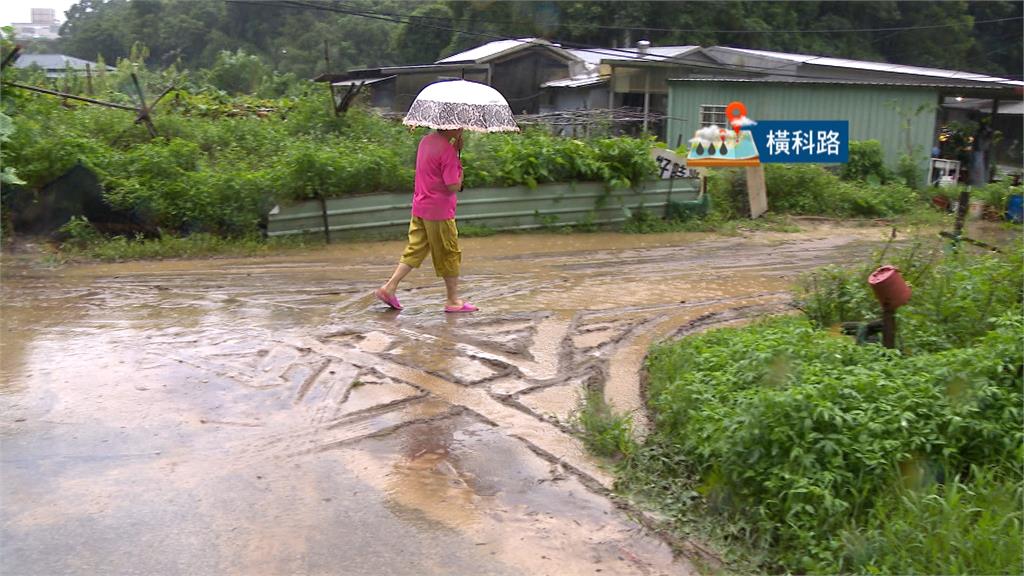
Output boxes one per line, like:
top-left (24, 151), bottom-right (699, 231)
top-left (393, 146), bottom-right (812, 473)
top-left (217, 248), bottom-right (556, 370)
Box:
top-left (444, 302), bottom-right (479, 313)
top-left (374, 288), bottom-right (403, 310)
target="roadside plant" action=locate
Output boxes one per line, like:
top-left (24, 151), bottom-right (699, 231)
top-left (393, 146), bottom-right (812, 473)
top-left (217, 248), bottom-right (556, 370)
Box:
top-left (575, 387), bottom-right (636, 460)
top-left (630, 244), bottom-right (1023, 574)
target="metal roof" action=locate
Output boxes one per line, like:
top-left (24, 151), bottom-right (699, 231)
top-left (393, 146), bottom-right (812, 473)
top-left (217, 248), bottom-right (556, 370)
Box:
top-left (943, 97), bottom-right (1024, 115)
top-left (568, 46), bottom-right (699, 65)
top-left (332, 76), bottom-right (395, 87)
top-left (14, 54), bottom-right (113, 71)
top-left (668, 76), bottom-right (1020, 90)
top-left (541, 75), bottom-right (608, 88)
top-left (714, 47), bottom-right (1023, 87)
top-left (437, 38), bottom-right (570, 64)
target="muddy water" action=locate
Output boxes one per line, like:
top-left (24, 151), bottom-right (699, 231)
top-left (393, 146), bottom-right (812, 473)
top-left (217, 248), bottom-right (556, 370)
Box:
top-left (0, 225), bottom-right (932, 575)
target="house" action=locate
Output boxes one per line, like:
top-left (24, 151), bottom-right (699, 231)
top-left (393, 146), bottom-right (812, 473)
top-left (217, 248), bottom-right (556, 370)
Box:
top-left (659, 47), bottom-right (1023, 179)
top-left (332, 39), bottom-right (580, 115)
top-left (329, 38), bottom-right (1022, 179)
top-left (13, 54), bottom-right (115, 78)
top-left (329, 38), bottom-right (697, 134)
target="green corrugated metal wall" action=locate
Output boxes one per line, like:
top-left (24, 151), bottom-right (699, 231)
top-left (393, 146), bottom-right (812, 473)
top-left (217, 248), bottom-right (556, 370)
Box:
top-left (267, 179), bottom-right (703, 240)
top-left (667, 82), bottom-right (939, 175)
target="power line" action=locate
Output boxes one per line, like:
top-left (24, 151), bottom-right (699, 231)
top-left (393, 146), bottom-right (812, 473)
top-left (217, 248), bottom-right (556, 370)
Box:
top-left (236, 0), bottom-right (1023, 83)
top-left (323, 0), bottom-right (1023, 79)
top-left (329, 2), bottom-right (1023, 35)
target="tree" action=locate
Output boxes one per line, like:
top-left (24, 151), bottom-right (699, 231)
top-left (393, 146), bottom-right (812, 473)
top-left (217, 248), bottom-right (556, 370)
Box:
top-left (204, 49), bottom-right (268, 94)
top-left (60, 0), bottom-right (133, 64)
top-left (392, 3), bottom-right (454, 65)
top-left (880, 1), bottom-right (976, 70)
top-left (51, 0), bottom-right (1022, 84)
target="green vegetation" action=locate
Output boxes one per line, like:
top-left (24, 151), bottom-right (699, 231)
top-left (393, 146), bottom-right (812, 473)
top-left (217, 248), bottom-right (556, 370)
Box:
top-left (575, 387), bottom-right (636, 460)
top-left (46, 1), bottom-right (1022, 82)
top-left (4, 59), bottom-right (659, 242)
top-left (590, 244), bottom-right (1023, 574)
top-left (57, 229), bottom-right (314, 261)
top-left (840, 140), bottom-right (890, 184)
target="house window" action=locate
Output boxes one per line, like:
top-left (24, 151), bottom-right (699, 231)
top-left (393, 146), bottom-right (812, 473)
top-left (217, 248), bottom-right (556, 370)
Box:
top-left (700, 104), bottom-right (727, 128)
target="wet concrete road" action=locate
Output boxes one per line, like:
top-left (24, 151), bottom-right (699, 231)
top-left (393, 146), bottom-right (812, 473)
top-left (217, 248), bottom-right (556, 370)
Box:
top-left (2, 225), bottom-right (897, 575)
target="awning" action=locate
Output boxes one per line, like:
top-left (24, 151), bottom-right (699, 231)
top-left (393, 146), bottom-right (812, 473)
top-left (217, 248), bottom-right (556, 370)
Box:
top-left (332, 76), bottom-right (396, 87)
top-left (541, 76), bottom-right (608, 89)
top-left (943, 97), bottom-right (1024, 115)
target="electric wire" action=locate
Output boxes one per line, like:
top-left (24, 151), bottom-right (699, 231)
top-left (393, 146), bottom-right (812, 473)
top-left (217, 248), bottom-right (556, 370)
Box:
top-left (229, 0), bottom-right (1024, 84)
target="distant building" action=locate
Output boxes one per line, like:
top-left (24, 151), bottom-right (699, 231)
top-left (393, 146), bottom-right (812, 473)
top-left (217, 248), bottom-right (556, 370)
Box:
top-left (13, 54), bottom-right (115, 78)
top-left (328, 37), bottom-right (1023, 179)
top-left (12, 8), bottom-right (60, 40)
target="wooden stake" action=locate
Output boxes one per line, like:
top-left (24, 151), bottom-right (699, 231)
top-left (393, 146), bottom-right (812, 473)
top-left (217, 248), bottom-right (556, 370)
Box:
top-left (319, 194), bottom-right (331, 244)
top-left (130, 72), bottom-right (158, 137)
top-left (3, 81), bottom-right (137, 110)
top-left (881, 308), bottom-right (896, 349)
top-left (745, 164), bottom-right (768, 218)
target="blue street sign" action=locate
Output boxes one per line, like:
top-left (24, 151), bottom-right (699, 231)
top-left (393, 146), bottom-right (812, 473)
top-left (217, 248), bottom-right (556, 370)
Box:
top-left (747, 120), bottom-right (849, 163)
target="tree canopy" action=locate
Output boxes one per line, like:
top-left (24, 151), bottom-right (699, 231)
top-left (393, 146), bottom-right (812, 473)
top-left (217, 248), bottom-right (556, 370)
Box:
top-left (44, 0), bottom-right (1024, 80)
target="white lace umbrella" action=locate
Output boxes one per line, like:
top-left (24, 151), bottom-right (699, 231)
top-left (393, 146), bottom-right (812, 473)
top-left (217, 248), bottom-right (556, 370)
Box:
top-left (403, 80), bottom-right (519, 133)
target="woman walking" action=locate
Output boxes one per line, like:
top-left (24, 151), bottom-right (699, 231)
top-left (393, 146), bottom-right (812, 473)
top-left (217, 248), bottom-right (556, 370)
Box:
top-left (375, 128), bottom-right (478, 313)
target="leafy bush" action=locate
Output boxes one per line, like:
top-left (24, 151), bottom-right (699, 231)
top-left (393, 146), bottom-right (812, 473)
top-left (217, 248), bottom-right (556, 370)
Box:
top-left (796, 243), bottom-right (1022, 353)
top-left (575, 388), bottom-right (636, 460)
top-left (837, 467), bottom-right (1023, 575)
top-left (461, 129), bottom-right (657, 190)
top-left (639, 311), bottom-right (1022, 572)
top-left (766, 164), bottom-right (917, 217)
top-left (978, 180), bottom-right (1015, 210)
top-left (841, 140), bottom-right (890, 184)
top-left (9, 84), bottom-right (660, 239)
top-left (628, 246), bottom-right (1023, 574)
top-left (58, 216), bottom-right (101, 249)
top-left (897, 153), bottom-right (923, 189)
top-left (204, 49), bottom-right (270, 95)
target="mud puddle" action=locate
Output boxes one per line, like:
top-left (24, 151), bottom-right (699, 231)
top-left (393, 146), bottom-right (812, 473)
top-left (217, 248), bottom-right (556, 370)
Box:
top-left (1, 223), bottom-right (927, 574)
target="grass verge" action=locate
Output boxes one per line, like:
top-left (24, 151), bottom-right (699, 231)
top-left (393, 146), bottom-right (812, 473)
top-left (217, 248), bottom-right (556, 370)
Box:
top-left (56, 233), bottom-right (317, 262)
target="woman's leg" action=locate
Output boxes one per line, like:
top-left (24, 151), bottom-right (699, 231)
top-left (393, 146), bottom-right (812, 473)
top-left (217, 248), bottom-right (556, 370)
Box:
top-left (379, 218), bottom-right (428, 298)
top-left (443, 275), bottom-right (460, 308)
top-left (424, 219), bottom-right (467, 307)
top-left (381, 262), bottom-right (413, 297)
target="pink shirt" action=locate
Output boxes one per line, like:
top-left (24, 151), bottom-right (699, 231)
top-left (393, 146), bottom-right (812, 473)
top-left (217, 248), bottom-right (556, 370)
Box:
top-left (412, 132), bottom-right (463, 221)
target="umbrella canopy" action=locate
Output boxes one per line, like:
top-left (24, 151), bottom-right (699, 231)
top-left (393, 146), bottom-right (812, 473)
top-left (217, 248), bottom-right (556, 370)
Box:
top-left (403, 80), bottom-right (519, 133)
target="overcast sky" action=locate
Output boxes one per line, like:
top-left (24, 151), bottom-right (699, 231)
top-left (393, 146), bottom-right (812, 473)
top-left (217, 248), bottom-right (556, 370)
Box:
top-left (2, 0), bottom-right (77, 27)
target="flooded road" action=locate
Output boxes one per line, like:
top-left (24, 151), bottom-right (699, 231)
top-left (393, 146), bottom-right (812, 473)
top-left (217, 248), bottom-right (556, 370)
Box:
top-left (1, 224), bottom-right (923, 575)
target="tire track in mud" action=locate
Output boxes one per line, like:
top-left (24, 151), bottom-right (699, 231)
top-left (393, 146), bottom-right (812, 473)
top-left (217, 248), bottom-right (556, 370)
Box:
top-left (2, 229), bottom-right (900, 575)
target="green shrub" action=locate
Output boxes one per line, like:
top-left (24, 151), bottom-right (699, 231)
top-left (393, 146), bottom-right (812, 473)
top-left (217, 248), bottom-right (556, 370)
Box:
top-left (575, 387), bottom-right (636, 460)
top-left (461, 129), bottom-right (657, 190)
top-left (204, 49), bottom-right (270, 95)
top-left (978, 180), bottom-right (1014, 210)
top-left (841, 140), bottom-right (890, 184)
top-left (837, 467), bottom-right (1023, 575)
top-left (796, 242), bottom-right (1023, 353)
top-left (640, 308), bottom-right (1022, 572)
top-left (629, 245), bottom-right (1024, 573)
top-left (58, 216), bottom-right (101, 249)
top-left (897, 153), bottom-right (923, 190)
top-left (766, 164), bottom-right (918, 217)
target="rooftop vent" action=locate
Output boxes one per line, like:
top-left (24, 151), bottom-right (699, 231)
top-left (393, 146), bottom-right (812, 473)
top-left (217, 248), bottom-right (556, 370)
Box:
top-left (636, 40), bottom-right (651, 54)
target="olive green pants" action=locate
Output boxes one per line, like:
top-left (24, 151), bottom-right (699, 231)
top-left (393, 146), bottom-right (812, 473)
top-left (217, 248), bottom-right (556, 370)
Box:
top-left (399, 216), bottom-right (461, 277)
